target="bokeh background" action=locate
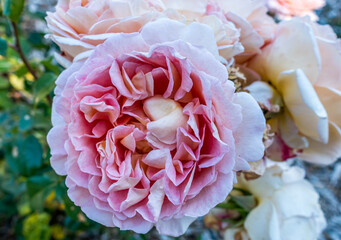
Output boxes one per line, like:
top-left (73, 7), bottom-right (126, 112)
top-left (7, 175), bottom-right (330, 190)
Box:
top-left (0, 0), bottom-right (340, 239)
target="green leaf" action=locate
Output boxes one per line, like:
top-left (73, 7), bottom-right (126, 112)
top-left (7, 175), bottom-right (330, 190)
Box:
top-left (63, 194), bottom-right (83, 221)
top-left (0, 195), bottom-right (18, 216)
top-left (0, 0), bottom-right (3, 16)
top-left (0, 90), bottom-right (11, 109)
top-left (232, 187), bottom-right (252, 195)
top-left (0, 59), bottom-right (12, 72)
top-left (15, 65), bottom-right (29, 78)
top-left (3, 0), bottom-right (25, 23)
top-left (26, 175), bottom-right (54, 197)
top-left (34, 72), bottom-right (56, 103)
top-left (0, 37), bottom-right (7, 56)
top-left (222, 218), bottom-right (245, 228)
top-left (19, 36), bottom-right (31, 56)
top-left (53, 182), bottom-right (81, 221)
top-left (5, 135), bottom-right (43, 176)
top-left (0, 76), bottom-right (9, 89)
top-left (31, 113), bottom-right (51, 130)
top-left (216, 201), bottom-right (239, 210)
top-left (19, 110), bottom-right (33, 132)
top-left (41, 57), bottom-right (62, 75)
top-left (231, 195), bottom-right (256, 212)
top-left (28, 32), bottom-right (44, 47)
top-left (23, 135), bottom-right (43, 171)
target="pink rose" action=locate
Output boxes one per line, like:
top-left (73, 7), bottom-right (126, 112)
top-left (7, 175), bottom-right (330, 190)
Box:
top-left (46, 0), bottom-right (245, 65)
top-left (267, 0), bottom-right (325, 20)
top-left (47, 19), bottom-right (265, 236)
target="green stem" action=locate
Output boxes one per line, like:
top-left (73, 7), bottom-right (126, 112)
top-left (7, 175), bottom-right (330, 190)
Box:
top-left (10, 20), bottom-right (38, 80)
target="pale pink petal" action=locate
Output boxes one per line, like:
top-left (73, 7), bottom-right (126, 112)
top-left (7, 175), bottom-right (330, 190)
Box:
top-left (68, 186), bottom-right (115, 227)
top-left (112, 213), bottom-right (154, 234)
top-left (147, 179), bottom-right (165, 221)
top-left (155, 216), bottom-right (196, 237)
top-left (141, 19), bottom-right (220, 59)
top-left (143, 149), bottom-right (171, 169)
top-left (47, 125), bottom-right (68, 175)
top-left (181, 173), bottom-right (233, 217)
top-left (214, 0), bottom-right (266, 18)
top-left (233, 92), bottom-right (266, 163)
top-left (225, 11), bottom-right (264, 62)
top-left (52, 35), bottom-right (95, 58)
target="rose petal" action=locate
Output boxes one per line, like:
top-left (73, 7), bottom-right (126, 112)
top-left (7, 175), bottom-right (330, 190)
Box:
top-left (277, 69), bottom-right (328, 143)
top-left (299, 123), bottom-right (341, 165)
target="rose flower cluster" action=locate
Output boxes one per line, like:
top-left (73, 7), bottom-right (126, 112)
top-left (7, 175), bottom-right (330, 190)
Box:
top-left (46, 0), bottom-right (340, 238)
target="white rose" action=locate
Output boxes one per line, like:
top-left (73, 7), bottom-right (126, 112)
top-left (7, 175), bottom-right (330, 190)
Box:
top-left (225, 162), bottom-right (326, 240)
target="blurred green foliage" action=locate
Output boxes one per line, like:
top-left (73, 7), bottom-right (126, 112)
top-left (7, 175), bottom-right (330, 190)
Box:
top-left (0, 1), bottom-right (133, 239)
top-left (3, 0), bottom-right (25, 23)
top-left (216, 188), bottom-right (256, 228)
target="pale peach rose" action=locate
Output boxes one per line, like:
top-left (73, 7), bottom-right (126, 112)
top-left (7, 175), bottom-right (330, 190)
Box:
top-left (46, 0), bottom-right (163, 64)
top-left (267, 0), bottom-right (325, 20)
top-left (248, 17), bottom-right (341, 165)
top-left (212, 0), bottom-right (276, 63)
top-left (46, 0), bottom-right (244, 65)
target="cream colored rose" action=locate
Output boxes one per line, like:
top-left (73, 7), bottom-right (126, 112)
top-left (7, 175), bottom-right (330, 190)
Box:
top-left (225, 162), bottom-right (326, 240)
top-left (248, 17), bottom-right (341, 165)
top-left (212, 0), bottom-right (276, 63)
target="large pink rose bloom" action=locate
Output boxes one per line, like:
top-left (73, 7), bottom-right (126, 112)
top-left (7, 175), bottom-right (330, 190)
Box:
top-left (47, 19), bottom-right (265, 236)
top-left (267, 0), bottom-right (325, 20)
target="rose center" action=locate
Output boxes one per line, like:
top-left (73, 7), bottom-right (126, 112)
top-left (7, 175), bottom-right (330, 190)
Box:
top-left (143, 96), bottom-right (181, 121)
top-left (143, 96), bottom-right (188, 146)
